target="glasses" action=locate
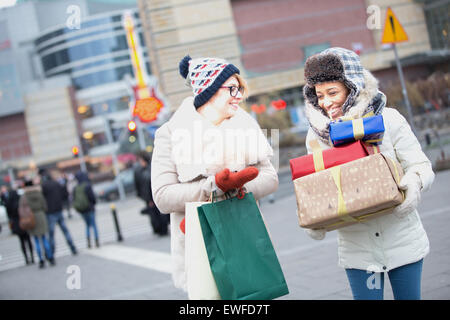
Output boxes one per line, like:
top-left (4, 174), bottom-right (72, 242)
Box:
top-left (220, 86), bottom-right (244, 97)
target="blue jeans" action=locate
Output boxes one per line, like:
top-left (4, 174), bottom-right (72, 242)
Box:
top-left (47, 211), bottom-right (76, 253)
top-left (81, 211), bottom-right (99, 240)
top-left (33, 235), bottom-right (52, 262)
top-left (345, 259), bottom-right (424, 300)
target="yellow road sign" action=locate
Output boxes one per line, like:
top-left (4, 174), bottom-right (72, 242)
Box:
top-left (381, 7), bottom-right (408, 44)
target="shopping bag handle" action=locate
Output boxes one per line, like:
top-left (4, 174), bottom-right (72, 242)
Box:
top-left (237, 187), bottom-right (245, 199)
top-left (210, 188), bottom-right (246, 202)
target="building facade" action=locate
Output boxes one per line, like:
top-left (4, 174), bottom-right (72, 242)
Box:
top-left (138, 0), bottom-right (445, 118)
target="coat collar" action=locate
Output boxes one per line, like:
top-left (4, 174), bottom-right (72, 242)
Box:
top-left (166, 97), bottom-right (273, 182)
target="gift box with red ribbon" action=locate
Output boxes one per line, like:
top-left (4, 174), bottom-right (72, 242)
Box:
top-left (293, 153), bottom-right (404, 231)
top-left (289, 140), bottom-right (380, 181)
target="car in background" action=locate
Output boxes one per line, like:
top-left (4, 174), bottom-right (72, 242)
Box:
top-left (93, 169), bottom-right (136, 202)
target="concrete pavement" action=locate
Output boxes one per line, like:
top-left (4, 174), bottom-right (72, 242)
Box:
top-left (0, 169), bottom-right (449, 300)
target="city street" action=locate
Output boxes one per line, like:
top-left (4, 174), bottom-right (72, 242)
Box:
top-left (1, 168), bottom-right (449, 300)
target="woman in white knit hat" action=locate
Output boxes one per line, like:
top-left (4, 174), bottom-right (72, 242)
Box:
top-left (150, 55), bottom-right (278, 291)
top-left (302, 47), bottom-right (435, 300)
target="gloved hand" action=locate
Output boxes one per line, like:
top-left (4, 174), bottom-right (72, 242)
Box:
top-left (305, 228), bottom-right (326, 240)
top-left (215, 167), bottom-right (259, 193)
top-left (392, 171), bottom-right (422, 219)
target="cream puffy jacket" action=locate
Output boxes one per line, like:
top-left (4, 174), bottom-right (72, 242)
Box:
top-left (151, 97), bottom-right (278, 290)
top-left (305, 107), bottom-right (434, 273)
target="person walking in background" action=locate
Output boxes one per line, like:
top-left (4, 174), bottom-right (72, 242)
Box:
top-left (73, 171), bottom-right (100, 248)
top-left (20, 178), bottom-right (54, 269)
top-left (134, 150), bottom-right (169, 236)
top-left (57, 172), bottom-right (72, 219)
top-left (151, 55), bottom-right (278, 291)
top-left (1, 185), bottom-right (34, 265)
top-left (302, 47), bottom-right (434, 300)
top-left (39, 169), bottom-right (78, 256)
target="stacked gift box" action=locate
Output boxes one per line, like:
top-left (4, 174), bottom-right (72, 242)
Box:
top-left (329, 113), bottom-right (385, 146)
top-left (290, 115), bottom-right (405, 231)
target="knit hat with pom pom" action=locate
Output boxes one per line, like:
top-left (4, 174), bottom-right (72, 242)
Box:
top-left (179, 55), bottom-right (240, 108)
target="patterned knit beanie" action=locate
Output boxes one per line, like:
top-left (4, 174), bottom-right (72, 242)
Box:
top-left (179, 55), bottom-right (240, 108)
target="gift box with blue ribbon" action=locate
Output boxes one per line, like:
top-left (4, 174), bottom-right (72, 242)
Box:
top-left (329, 114), bottom-right (385, 146)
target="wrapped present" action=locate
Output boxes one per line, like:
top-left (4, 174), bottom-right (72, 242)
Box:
top-left (290, 140), bottom-right (380, 180)
top-left (293, 153), bottom-right (404, 231)
top-left (330, 114), bottom-right (385, 146)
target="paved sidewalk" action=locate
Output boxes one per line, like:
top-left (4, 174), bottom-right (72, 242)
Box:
top-left (0, 170), bottom-right (449, 300)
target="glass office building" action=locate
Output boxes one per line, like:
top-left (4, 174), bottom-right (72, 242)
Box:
top-left (35, 9), bottom-right (150, 114)
top-left (34, 9), bottom-right (152, 153)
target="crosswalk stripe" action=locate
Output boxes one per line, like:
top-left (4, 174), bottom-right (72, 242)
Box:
top-left (85, 244), bottom-right (172, 274)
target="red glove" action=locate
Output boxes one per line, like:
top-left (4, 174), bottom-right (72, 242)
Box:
top-left (215, 167), bottom-right (259, 193)
top-left (180, 167), bottom-right (259, 234)
top-left (180, 218), bottom-right (185, 234)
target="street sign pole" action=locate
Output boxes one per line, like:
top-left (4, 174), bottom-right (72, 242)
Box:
top-left (76, 143), bottom-right (88, 173)
top-left (103, 117), bottom-right (126, 201)
top-left (392, 43), bottom-right (418, 136)
top-left (136, 119), bottom-right (146, 151)
top-left (381, 7), bottom-right (418, 137)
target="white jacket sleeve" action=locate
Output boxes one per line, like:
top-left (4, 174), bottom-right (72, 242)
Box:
top-left (388, 109), bottom-right (435, 192)
top-left (244, 159), bottom-right (279, 200)
top-left (151, 125), bottom-right (216, 214)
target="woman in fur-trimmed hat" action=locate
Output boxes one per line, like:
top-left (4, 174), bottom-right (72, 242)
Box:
top-left (150, 55), bottom-right (278, 292)
top-left (303, 47), bottom-right (434, 300)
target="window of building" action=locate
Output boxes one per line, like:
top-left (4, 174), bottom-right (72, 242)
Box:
top-left (302, 42), bottom-right (331, 62)
top-left (41, 35), bottom-right (129, 73)
top-left (423, 0), bottom-right (449, 49)
top-left (78, 96), bottom-right (131, 120)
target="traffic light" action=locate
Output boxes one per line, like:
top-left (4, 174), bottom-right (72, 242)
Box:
top-left (72, 146), bottom-right (79, 157)
top-left (127, 120), bottom-right (137, 143)
top-left (127, 120), bottom-right (137, 132)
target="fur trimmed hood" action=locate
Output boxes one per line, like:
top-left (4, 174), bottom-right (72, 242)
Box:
top-left (166, 97), bottom-right (273, 183)
top-left (303, 47), bottom-right (386, 145)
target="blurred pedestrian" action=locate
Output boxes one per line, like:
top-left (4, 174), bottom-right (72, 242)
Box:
top-left (57, 172), bottom-right (72, 219)
top-left (39, 169), bottom-right (78, 255)
top-left (134, 150), bottom-right (169, 236)
top-left (1, 185), bottom-right (34, 265)
top-left (151, 55), bottom-right (277, 291)
top-left (302, 47), bottom-right (435, 300)
top-left (20, 179), bottom-right (54, 268)
top-left (73, 171), bottom-right (100, 248)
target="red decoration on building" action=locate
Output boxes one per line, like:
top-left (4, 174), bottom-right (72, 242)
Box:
top-left (271, 99), bottom-right (286, 110)
top-left (251, 104), bottom-right (266, 114)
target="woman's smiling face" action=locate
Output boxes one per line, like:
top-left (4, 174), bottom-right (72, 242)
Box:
top-left (315, 81), bottom-right (349, 120)
top-left (208, 75), bottom-right (243, 121)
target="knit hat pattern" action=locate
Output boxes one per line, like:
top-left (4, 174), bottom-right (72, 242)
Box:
top-left (179, 55), bottom-right (240, 108)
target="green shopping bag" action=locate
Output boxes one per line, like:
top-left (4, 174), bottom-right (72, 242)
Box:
top-left (197, 192), bottom-right (289, 300)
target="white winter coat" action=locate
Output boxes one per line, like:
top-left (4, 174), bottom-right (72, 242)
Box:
top-left (151, 97), bottom-right (279, 290)
top-left (305, 70), bottom-right (435, 272)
